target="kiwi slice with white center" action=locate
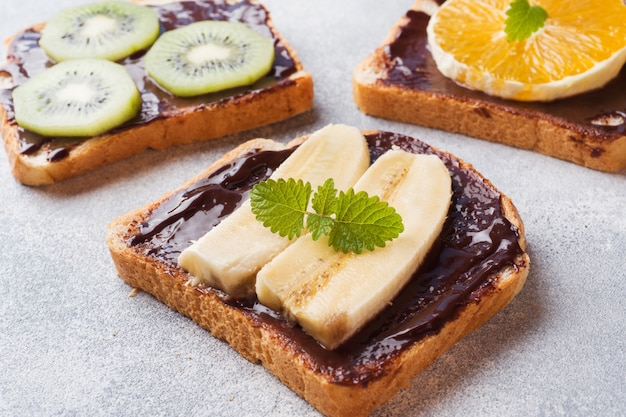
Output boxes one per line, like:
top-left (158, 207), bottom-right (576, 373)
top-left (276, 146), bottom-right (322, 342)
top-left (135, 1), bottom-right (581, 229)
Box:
top-left (12, 59), bottom-right (141, 137)
top-left (144, 21), bottom-right (275, 97)
top-left (39, 1), bottom-right (160, 62)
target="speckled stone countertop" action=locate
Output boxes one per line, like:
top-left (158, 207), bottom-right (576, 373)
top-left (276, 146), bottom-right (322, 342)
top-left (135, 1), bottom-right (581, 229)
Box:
top-left (1, 1), bottom-right (624, 417)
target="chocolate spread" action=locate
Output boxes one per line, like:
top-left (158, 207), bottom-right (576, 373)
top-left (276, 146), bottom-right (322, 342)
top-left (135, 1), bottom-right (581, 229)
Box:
top-left (0, 0), bottom-right (298, 161)
top-left (381, 5), bottom-right (626, 142)
top-left (130, 131), bottom-right (526, 385)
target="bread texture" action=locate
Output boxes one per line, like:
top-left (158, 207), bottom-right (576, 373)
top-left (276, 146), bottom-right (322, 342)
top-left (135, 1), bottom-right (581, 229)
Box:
top-left (0, 0), bottom-right (313, 186)
top-left (353, 0), bottom-right (626, 172)
top-left (106, 128), bottom-right (530, 417)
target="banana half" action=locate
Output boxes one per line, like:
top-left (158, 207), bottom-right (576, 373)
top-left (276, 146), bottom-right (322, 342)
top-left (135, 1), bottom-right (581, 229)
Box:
top-left (177, 124), bottom-right (370, 298)
top-left (256, 150), bottom-right (453, 350)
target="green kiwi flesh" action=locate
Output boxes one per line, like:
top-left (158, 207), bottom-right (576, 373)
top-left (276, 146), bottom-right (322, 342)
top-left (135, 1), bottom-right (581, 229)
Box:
top-left (144, 21), bottom-right (275, 97)
top-left (12, 59), bottom-right (141, 137)
top-left (39, 1), bottom-right (160, 62)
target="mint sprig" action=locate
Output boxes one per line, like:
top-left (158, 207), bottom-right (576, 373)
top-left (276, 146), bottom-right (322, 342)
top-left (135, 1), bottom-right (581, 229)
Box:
top-left (249, 178), bottom-right (404, 254)
top-left (505, 0), bottom-right (548, 42)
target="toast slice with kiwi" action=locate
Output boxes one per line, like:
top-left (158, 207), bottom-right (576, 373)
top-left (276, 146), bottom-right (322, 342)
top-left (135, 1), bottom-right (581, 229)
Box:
top-left (0, 0), bottom-right (313, 185)
top-left (353, 0), bottom-right (626, 172)
top-left (106, 126), bottom-right (530, 417)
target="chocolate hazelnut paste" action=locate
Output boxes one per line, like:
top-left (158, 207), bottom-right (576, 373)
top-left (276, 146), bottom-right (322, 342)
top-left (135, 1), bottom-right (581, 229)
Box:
top-left (130, 131), bottom-right (527, 385)
top-left (380, 4), bottom-right (626, 146)
top-left (0, 0), bottom-right (298, 162)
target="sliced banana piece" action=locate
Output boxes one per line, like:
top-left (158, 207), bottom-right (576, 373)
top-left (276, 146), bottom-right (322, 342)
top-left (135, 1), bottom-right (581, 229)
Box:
top-left (256, 150), bottom-right (452, 350)
top-left (177, 124), bottom-right (370, 298)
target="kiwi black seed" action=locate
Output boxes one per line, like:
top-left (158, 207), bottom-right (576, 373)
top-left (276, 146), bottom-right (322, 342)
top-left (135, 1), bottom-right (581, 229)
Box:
top-left (39, 1), bottom-right (160, 62)
top-left (12, 59), bottom-right (141, 137)
top-left (144, 21), bottom-right (275, 97)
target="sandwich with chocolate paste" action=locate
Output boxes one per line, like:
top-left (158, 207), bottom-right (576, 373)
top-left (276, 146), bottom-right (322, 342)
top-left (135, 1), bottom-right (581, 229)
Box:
top-left (0, 0), bottom-right (313, 185)
top-left (106, 124), bottom-right (530, 417)
top-left (353, 0), bottom-right (626, 172)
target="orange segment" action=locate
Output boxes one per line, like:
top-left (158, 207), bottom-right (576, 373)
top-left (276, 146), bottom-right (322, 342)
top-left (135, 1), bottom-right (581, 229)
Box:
top-left (426, 0), bottom-right (626, 101)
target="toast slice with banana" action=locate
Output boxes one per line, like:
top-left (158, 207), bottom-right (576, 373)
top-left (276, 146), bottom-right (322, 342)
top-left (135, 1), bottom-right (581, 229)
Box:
top-left (106, 124), bottom-right (530, 417)
top-left (0, 0), bottom-right (313, 185)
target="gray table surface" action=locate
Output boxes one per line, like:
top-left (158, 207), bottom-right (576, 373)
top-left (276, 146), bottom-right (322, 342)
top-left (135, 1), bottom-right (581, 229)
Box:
top-left (1, 1), bottom-right (625, 416)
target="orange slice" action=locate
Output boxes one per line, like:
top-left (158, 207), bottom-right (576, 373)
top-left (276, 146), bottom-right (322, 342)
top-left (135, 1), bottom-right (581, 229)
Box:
top-left (426, 0), bottom-right (626, 101)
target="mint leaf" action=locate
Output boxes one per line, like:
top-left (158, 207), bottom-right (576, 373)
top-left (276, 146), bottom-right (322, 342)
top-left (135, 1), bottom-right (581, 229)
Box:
top-left (307, 213), bottom-right (335, 241)
top-left (505, 0), bottom-right (548, 42)
top-left (249, 178), bottom-right (404, 254)
top-left (249, 178), bottom-right (311, 239)
top-left (308, 179), bottom-right (337, 240)
top-left (311, 178), bottom-right (338, 216)
top-left (330, 189), bottom-right (404, 254)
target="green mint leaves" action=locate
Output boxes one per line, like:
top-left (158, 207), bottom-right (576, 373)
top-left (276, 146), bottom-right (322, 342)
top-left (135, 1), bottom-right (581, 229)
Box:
top-left (249, 178), bottom-right (404, 254)
top-left (505, 0), bottom-right (548, 42)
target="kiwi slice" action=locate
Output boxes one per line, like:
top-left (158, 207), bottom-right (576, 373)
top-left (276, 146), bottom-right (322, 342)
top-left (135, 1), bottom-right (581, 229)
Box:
top-left (12, 59), bottom-right (141, 137)
top-left (144, 21), bottom-right (275, 97)
top-left (39, 1), bottom-right (160, 62)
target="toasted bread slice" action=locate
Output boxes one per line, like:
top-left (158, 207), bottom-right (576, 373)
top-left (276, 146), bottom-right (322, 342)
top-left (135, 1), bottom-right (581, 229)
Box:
top-left (0, 0), bottom-right (313, 186)
top-left (106, 127), bottom-right (530, 417)
top-left (353, 0), bottom-right (626, 172)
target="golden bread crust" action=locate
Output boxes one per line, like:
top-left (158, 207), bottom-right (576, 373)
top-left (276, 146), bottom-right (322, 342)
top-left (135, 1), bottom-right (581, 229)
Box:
top-left (106, 131), bottom-right (530, 417)
top-left (353, 0), bottom-right (626, 172)
top-left (0, 0), bottom-right (314, 185)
